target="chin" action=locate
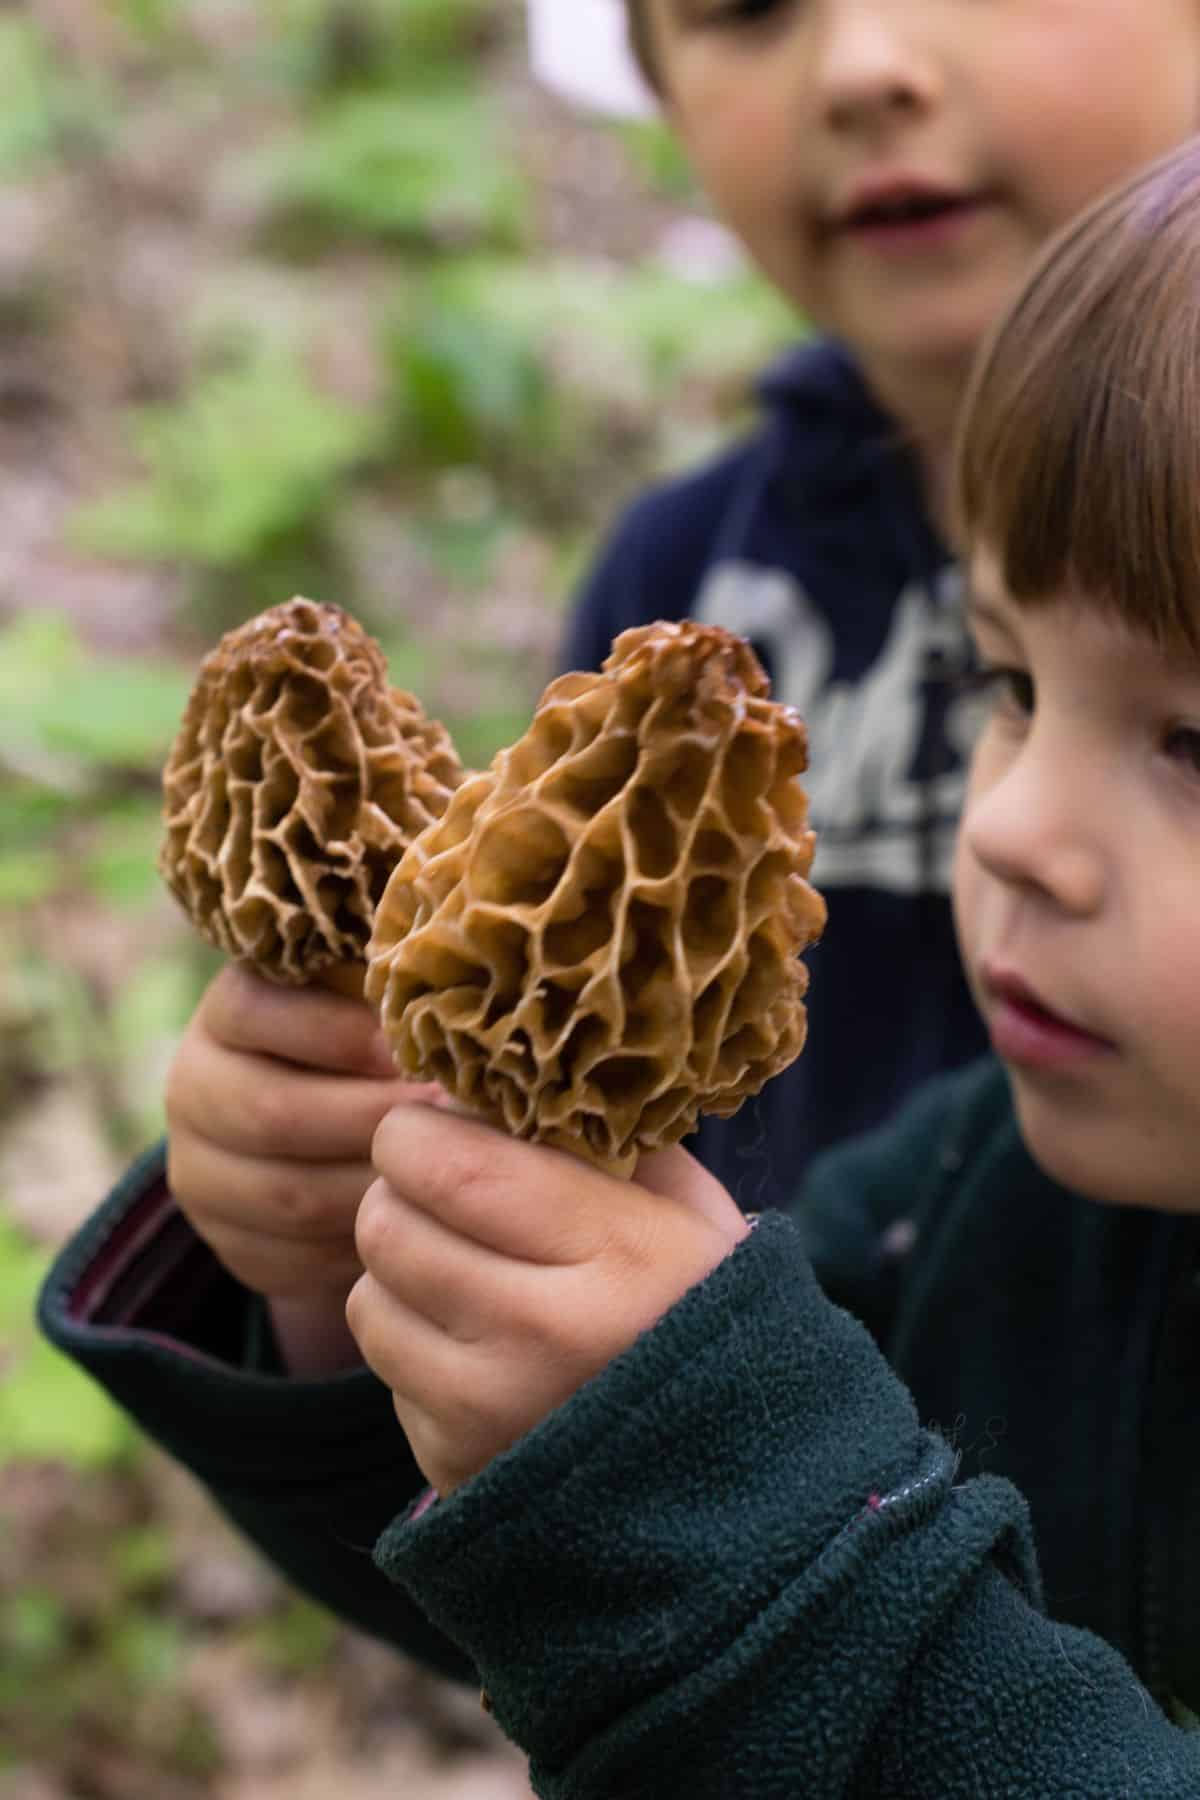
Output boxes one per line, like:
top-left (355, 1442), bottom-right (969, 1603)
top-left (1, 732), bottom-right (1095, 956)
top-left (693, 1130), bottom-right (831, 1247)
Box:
top-left (1011, 1083), bottom-right (1188, 1214)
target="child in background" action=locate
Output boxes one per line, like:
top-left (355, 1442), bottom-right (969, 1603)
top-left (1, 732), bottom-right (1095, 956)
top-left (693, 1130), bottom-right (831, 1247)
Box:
top-left (45, 134), bottom-right (1200, 1791)
top-left (553, 0), bottom-right (1200, 1198)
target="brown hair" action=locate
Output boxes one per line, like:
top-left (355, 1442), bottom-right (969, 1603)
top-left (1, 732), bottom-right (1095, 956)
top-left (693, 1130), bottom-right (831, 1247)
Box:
top-left (623, 1), bottom-right (662, 94)
top-left (954, 138), bottom-right (1200, 655)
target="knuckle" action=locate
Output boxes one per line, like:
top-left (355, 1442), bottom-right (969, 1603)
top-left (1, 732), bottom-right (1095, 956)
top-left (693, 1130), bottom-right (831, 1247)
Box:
top-left (354, 1180), bottom-right (399, 1268)
top-left (495, 1285), bottom-right (548, 1348)
top-left (370, 1106), bottom-right (402, 1170)
top-left (205, 962), bottom-right (255, 1047)
top-left (344, 1271), bottom-right (368, 1339)
top-left (258, 1165), bottom-right (335, 1237)
top-left (163, 1051), bottom-right (191, 1133)
top-left (601, 1206), bottom-right (662, 1283)
top-left (435, 1135), bottom-right (506, 1213)
top-left (242, 1077), bottom-right (298, 1152)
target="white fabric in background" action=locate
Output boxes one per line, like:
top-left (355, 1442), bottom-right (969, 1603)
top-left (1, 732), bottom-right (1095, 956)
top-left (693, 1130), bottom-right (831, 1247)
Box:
top-left (526, 0), bottom-right (658, 117)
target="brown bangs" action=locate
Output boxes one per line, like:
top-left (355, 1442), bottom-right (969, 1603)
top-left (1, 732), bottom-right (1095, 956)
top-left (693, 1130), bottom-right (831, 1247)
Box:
top-left (954, 139), bottom-right (1200, 657)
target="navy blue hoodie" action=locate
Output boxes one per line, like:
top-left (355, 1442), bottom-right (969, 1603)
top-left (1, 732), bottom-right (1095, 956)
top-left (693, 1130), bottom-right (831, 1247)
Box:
top-left (560, 339), bottom-right (988, 1204)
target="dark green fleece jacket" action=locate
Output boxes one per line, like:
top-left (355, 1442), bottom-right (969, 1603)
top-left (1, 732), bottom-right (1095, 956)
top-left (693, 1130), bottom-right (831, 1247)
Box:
top-left (37, 1059), bottom-right (1200, 1794)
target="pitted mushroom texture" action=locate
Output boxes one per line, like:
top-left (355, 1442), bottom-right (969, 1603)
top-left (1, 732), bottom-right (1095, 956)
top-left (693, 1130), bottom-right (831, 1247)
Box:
top-left (367, 620), bottom-right (826, 1176)
top-left (160, 598), bottom-right (464, 984)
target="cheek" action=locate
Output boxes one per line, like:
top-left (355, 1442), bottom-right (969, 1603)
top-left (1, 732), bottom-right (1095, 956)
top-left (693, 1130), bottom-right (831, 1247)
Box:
top-left (671, 75), bottom-right (794, 223)
top-left (950, 827), bottom-right (982, 983)
top-left (949, 742), bottom-right (1001, 965)
top-left (1124, 884), bottom-right (1200, 1061)
top-left (981, 14), bottom-right (1200, 230)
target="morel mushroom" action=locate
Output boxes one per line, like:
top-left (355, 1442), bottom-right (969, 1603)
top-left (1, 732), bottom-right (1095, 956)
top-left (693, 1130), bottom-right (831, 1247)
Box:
top-left (160, 598), bottom-right (464, 996)
top-left (367, 620), bottom-right (826, 1177)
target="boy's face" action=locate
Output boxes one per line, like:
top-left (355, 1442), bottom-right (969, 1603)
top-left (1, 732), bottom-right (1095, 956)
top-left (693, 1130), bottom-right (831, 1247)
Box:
top-left (953, 553), bottom-right (1200, 1213)
top-left (646, 0), bottom-right (1200, 401)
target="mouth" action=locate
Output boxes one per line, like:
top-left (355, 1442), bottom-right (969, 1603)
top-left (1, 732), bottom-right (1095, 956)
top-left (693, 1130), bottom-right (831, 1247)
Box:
top-left (982, 968), bottom-right (1117, 1072)
top-left (830, 180), bottom-right (992, 247)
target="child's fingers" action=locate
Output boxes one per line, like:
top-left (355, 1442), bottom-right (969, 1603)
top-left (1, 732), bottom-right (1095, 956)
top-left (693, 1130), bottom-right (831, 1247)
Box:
top-left (186, 1203), bottom-right (365, 1300)
top-left (202, 963), bottom-right (396, 1077)
top-left (371, 1104), bottom-right (748, 1268)
top-left (371, 1103), bottom-right (623, 1265)
top-left (634, 1143), bottom-right (748, 1241)
top-left (347, 1267), bottom-right (467, 1399)
top-left (355, 1175), bottom-right (543, 1339)
top-left (345, 1270), bottom-right (538, 1493)
top-left (170, 1133), bottom-right (374, 1244)
top-left (171, 1032), bottom-right (404, 1161)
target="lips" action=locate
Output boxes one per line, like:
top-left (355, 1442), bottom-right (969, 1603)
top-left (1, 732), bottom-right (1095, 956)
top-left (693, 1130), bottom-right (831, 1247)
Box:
top-left (981, 968), bottom-right (1116, 1072)
top-left (828, 177), bottom-right (988, 237)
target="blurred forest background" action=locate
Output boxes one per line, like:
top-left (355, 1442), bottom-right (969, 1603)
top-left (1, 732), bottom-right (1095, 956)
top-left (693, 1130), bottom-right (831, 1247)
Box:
top-left (0, 2), bottom-right (796, 1794)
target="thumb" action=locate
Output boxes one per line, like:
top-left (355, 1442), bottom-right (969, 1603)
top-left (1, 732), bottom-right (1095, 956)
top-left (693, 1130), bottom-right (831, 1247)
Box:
top-left (633, 1143), bottom-right (749, 1244)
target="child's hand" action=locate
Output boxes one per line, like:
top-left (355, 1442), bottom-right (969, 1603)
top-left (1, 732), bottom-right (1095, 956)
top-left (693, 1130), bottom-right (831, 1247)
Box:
top-left (164, 964), bottom-right (434, 1372)
top-left (346, 1102), bottom-right (749, 1495)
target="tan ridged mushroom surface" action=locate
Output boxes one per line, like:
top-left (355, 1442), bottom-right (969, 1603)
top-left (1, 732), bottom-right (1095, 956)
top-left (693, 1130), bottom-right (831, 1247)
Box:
top-left (367, 620), bottom-right (826, 1177)
top-left (160, 598), bottom-right (464, 993)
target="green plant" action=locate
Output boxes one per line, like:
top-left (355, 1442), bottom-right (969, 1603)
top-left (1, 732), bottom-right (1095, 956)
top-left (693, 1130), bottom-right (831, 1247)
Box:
top-left (72, 351), bottom-right (376, 576)
top-left (0, 17), bottom-right (116, 171)
top-left (390, 304), bottom-right (560, 468)
top-left (386, 252), bottom-right (795, 461)
top-left (0, 616), bottom-right (192, 779)
top-left (245, 83), bottom-right (528, 249)
top-left (0, 1216), bottom-right (134, 1470)
top-left (614, 118), bottom-right (699, 203)
top-left (262, 0), bottom-right (498, 92)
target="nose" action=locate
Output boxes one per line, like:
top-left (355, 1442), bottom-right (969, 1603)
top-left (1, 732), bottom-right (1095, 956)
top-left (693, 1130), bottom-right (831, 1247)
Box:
top-left (961, 737), bottom-right (1106, 918)
top-left (814, 3), bottom-right (941, 135)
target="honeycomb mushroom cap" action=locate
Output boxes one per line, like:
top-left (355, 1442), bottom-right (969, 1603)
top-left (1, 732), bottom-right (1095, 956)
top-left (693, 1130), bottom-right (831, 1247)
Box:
top-left (367, 620), bottom-right (826, 1177)
top-left (160, 598), bottom-right (464, 984)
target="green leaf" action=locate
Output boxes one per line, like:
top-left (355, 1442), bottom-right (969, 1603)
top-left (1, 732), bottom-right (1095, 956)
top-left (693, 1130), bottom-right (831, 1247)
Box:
top-left (0, 1216), bottom-right (133, 1470)
top-left (262, 0), bottom-right (495, 91)
top-left (0, 613), bottom-right (188, 778)
top-left (35, 666), bottom-right (191, 769)
top-left (110, 1525), bottom-right (174, 1597)
top-left (110, 953), bottom-right (214, 1142)
top-left (0, 848), bottom-right (61, 908)
top-left (394, 311), bottom-right (555, 466)
top-left (0, 1590), bottom-right (70, 1669)
top-left (615, 119), bottom-right (699, 202)
top-left (390, 253), bottom-right (796, 422)
top-left (252, 1595), bottom-right (338, 1675)
top-left (108, 1613), bottom-right (184, 1690)
top-left (0, 18), bottom-right (116, 172)
top-left (73, 352), bottom-right (376, 570)
top-left (0, 781), bottom-right (75, 848)
top-left (84, 799), bottom-right (169, 909)
top-left (448, 705), bottom-right (534, 772)
top-left (244, 85), bottom-right (528, 246)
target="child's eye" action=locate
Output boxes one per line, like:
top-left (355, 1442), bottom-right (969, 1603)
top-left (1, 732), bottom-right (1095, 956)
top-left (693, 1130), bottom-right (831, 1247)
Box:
top-left (696, 0), bottom-right (789, 25)
top-left (1163, 723), bottom-right (1200, 777)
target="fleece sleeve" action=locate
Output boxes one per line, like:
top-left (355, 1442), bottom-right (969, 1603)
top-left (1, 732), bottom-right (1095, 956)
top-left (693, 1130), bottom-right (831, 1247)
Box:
top-left (36, 1146), bottom-right (471, 1683)
top-left (376, 1213), bottom-right (1200, 1798)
